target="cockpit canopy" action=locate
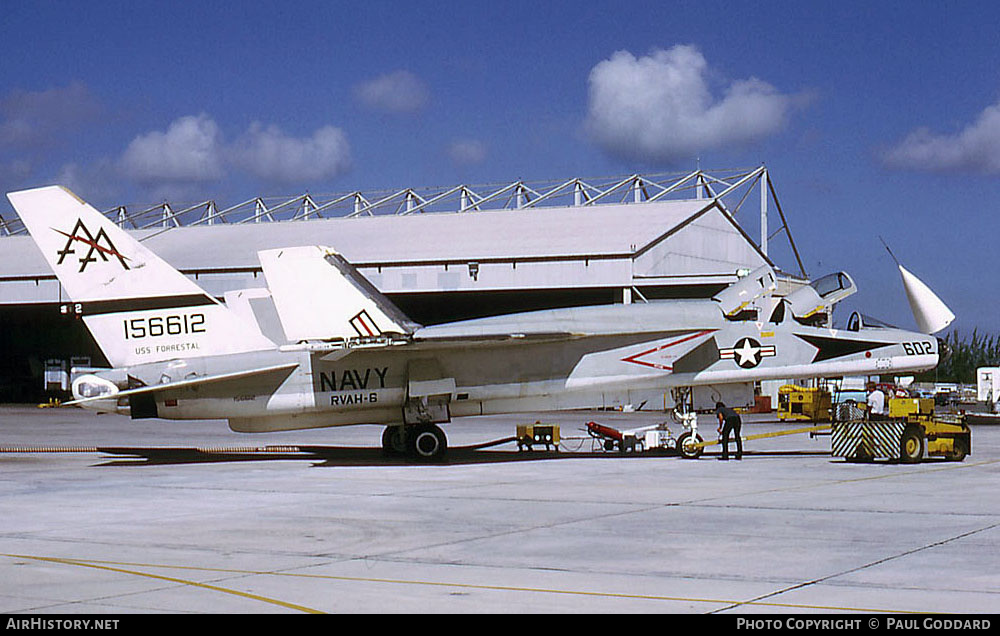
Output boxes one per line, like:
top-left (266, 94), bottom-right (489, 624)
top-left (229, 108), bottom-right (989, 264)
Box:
top-left (847, 312), bottom-right (896, 331)
top-left (783, 272), bottom-right (857, 326)
top-left (713, 268), bottom-right (858, 326)
top-left (712, 265), bottom-right (777, 319)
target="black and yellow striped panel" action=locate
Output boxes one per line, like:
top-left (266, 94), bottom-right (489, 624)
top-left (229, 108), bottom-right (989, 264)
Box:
top-left (832, 421), bottom-right (906, 459)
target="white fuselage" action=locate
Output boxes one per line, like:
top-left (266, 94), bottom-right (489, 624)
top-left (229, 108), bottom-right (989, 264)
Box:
top-left (81, 301), bottom-right (940, 433)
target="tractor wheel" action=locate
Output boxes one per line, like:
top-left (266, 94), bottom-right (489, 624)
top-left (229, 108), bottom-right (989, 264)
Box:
top-left (949, 438), bottom-right (969, 462)
top-left (900, 426), bottom-right (924, 464)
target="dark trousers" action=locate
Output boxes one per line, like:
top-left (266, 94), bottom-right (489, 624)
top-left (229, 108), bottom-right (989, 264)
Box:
top-left (721, 417), bottom-right (743, 459)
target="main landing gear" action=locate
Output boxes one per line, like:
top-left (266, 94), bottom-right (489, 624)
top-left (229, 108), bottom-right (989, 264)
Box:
top-left (382, 424), bottom-right (448, 462)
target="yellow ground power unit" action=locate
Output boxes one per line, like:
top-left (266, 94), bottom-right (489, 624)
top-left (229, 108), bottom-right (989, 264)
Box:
top-left (516, 423), bottom-right (560, 451)
top-left (777, 385), bottom-right (832, 422)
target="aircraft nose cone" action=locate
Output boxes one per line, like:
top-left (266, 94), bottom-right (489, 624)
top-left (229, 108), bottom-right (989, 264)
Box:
top-left (936, 337), bottom-right (953, 365)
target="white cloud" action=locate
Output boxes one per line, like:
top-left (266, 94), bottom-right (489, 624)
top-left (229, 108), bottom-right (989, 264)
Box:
top-left (120, 114), bottom-right (225, 183)
top-left (585, 45), bottom-right (796, 164)
top-left (447, 138), bottom-right (487, 166)
top-left (232, 123), bottom-right (351, 183)
top-left (0, 81), bottom-right (100, 149)
top-left (353, 70), bottom-right (430, 114)
top-left (882, 101), bottom-right (1000, 174)
top-left (117, 114), bottom-right (352, 190)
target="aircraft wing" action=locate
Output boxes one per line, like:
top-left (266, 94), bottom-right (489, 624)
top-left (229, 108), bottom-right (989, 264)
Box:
top-left (308, 331), bottom-right (581, 360)
top-left (64, 362), bottom-right (299, 407)
top-left (409, 330), bottom-right (582, 347)
top-left (403, 308), bottom-right (609, 351)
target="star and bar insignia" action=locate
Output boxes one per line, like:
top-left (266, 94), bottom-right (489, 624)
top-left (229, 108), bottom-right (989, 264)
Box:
top-left (720, 337), bottom-right (776, 368)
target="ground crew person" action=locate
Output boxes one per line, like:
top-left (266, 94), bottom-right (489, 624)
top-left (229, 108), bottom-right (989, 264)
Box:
top-left (867, 383), bottom-right (887, 420)
top-left (715, 401), bottom-right (743, 460)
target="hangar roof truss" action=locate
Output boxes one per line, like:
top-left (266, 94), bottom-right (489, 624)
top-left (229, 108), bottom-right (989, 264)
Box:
top-left (1, 166), bottom-right (805, 278)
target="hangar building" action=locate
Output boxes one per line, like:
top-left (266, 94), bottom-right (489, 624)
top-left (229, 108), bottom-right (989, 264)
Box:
top-left (0, 167), bottom-right (807, 401)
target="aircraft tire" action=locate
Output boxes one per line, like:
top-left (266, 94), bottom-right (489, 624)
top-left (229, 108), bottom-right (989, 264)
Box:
top-left (406, 424), bottom-right (448, 462)
top-left (382, 426), bottom-right (406, 456)
top-left (677, 432), bottom-right (704, 459)
top-left (900, 426), bottom-right (924, 463)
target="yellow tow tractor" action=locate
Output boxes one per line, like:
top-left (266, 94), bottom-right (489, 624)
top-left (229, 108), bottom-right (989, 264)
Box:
top-left (831, 396), bottom-right (971, 463)
top-left (892, 397), bottom-right (971, 462)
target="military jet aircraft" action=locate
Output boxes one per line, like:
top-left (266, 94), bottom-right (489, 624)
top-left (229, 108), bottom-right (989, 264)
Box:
top-left (8, 185), bottom-right (954, 461)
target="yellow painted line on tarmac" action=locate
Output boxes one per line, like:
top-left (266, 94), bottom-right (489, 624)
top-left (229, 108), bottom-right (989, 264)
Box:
top-left (3, 554), bottom-right (323, 614)
top-left (3, 554), bottom-right (923, 614)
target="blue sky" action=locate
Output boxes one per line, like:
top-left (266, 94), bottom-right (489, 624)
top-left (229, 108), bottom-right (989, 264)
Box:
top-left (1, 1), bottom-right (996, 334)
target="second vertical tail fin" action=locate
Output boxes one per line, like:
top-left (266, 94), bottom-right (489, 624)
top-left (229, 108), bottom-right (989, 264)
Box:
top-left (258, 245), bottom-right (419, 342)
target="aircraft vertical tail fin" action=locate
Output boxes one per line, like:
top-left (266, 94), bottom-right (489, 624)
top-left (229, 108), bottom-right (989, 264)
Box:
top-left (258, 246), bottom-right (420, 342)
top-left (7, 185), bottom-right (275, 367)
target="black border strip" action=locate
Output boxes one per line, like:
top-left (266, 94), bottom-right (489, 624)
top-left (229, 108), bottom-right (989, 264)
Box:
top-left (81, 294), bottom-right (216, 316)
